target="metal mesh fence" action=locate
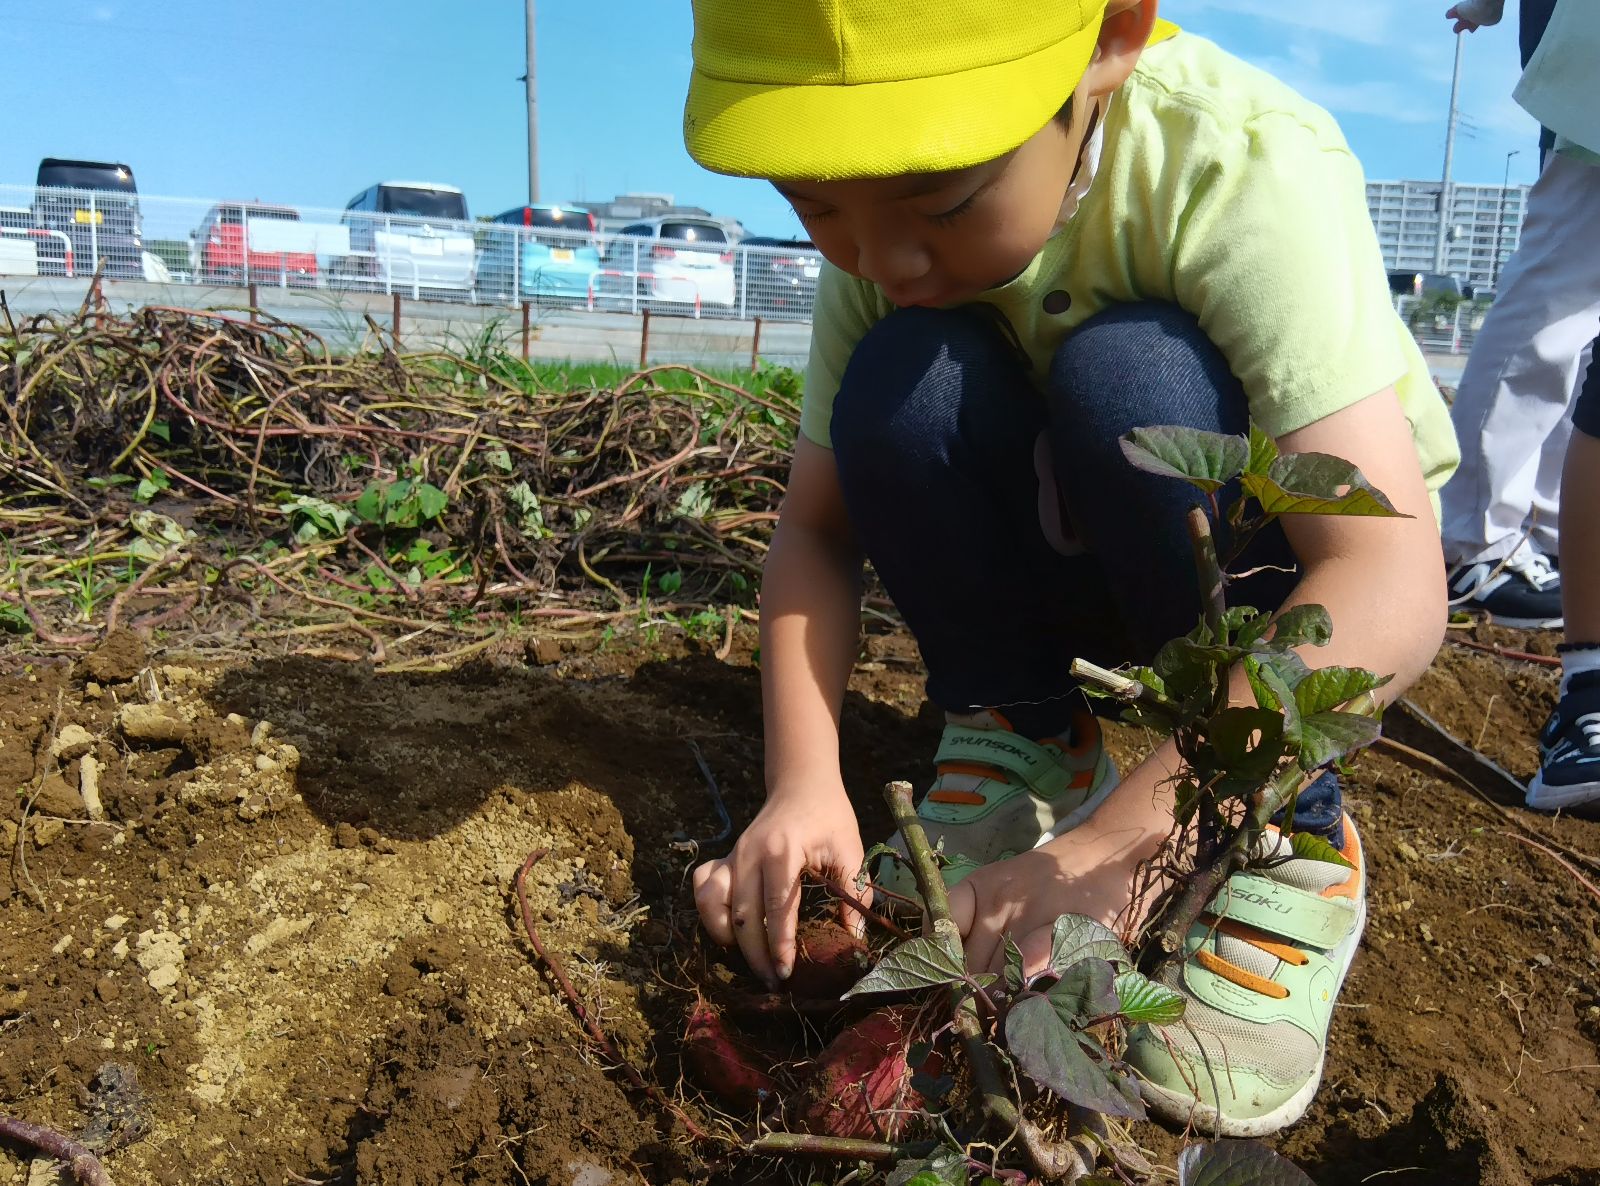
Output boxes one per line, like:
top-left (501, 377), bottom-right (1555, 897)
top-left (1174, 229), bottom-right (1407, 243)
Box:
top-left (0, 181), bottom-right (1477, 377)
top-left (0, 183), bottom-right (821, 325)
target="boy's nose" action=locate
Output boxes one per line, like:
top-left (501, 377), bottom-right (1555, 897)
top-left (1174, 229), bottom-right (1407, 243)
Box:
top-left (854, 236), bottom-right (932, 291)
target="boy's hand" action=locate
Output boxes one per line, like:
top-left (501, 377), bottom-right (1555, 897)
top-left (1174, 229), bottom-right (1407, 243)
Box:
top-left (692, 781), bottom-right (869, 989)
top-left (1445, 1), bottom-right (1503, 33)
top-left (946, 842), bottom-right (1143, 975)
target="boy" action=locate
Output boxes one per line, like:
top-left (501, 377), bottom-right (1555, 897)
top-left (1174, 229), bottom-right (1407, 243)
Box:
top-left (686, 0), bottom-right (1457, 1136)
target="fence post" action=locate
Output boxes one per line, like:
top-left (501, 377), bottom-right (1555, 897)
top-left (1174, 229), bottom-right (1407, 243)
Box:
top-left (521, 300), bottom-right (531, 362)
top-left (392, 291), bottom-right (403, 350)
top-left (640, 308), bottom-right (651, 370)
top-left (751, 316), bottom-right (762, 373)
top-left (248, 281), bottom-right (258, 324)
top-left (89, 192), bottom-right (99, 280)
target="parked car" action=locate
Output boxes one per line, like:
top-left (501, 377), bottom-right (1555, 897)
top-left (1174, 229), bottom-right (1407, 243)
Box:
top-left (331, 181), bottom-right (475, 297)
top-left (192, 203), bottom-right (317, 287)
top-left (478, 205), bottom-right (599, 304)
top-left (32, 158), bottom-right (143, 279)
top-left (1388, 270), bottom-right (1467, 300)
top-left (734, 236), bottom-right (822, 318)
top-left (596, 217), bottom-right (736, 312)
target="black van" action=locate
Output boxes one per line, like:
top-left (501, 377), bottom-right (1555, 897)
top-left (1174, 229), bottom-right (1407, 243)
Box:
top-left (33, 158), bottom-right (143, 279)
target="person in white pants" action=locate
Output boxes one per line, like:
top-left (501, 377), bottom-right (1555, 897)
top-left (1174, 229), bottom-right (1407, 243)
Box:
top-left (1439, 0), bottom-right (1600, 628)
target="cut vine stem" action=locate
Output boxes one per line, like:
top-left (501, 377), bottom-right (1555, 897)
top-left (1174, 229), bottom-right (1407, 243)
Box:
top-left (883, 780), bottom-right (1092, 1183)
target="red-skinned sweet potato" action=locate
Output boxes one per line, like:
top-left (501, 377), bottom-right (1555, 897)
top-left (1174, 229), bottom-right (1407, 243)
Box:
top-left (681, 999), bottom-right (778, 1112)
top-left (796, 1006), bottom-right (935, 1140)
top-left (784, 918), bottom-right (870, 1000)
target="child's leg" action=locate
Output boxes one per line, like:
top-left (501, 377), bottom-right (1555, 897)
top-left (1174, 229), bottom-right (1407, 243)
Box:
top-left (829, 305), bottom-right (1121, 740)
top-left (1531, 345), bottom-right (1600, 810)
top-left (1044, 301), bottom-right (1299, 660)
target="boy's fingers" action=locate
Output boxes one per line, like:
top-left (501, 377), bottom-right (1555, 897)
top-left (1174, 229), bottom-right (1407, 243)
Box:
top-left (764, 862), bottom-right (804, 983)
top-left (692, 859), bottom-right (737, 946)
top-left (729, 846), bottom-right (786, 986)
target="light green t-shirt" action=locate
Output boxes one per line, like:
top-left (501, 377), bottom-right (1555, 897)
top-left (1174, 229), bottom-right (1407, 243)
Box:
top-left (802, 33), bottom-right (1460, 509)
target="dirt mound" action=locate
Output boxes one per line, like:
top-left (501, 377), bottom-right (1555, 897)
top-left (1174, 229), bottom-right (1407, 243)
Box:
top-left (0, 625), bottom-right (1597, 1185)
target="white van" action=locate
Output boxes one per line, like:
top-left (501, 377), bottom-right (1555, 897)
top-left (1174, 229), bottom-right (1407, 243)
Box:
top-left (333, 181), bottom-right (476, 297)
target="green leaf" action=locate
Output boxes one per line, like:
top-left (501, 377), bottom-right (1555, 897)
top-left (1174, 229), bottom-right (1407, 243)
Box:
top-left (86, 474), bottom-right (137, 489)
top-left (1223, 606), bottom-right (1271, 648)
top-left (484, 445), bottom-right (512, 472)
top-left (843, 933), bottom-right (966, 997)
top-left (888, 1149), bottom-right (968, 1186)
top-left (1049, 914), bottom-right (1128, 974)
top-left (1267, 605), bottom-right (1332, 650)
top-left (1005, 996), bottom-right (1145, 1118)
top-left (133, 470), bottom-right (170, 503)
top-left (412, 482), bottom-right (448, 521)
top-left (1296, 710), bottom-right (1382, 770)
top-left (1241, 453), bottom-right (1407, 518)
top-left (1292, 666), bottom-right (1390, 716)
top-left (1208, 708), bottom-right (1286, 783)
top-left (353, 482), bottom-right (387, 524)
top-left (1288, 831), bottom-right (1355, 869)
top-left (1113, 970), bottom-right (1187, 1025)
top-left (1246, 425), bottom-right (1279, 475)
top-left (1047, 958), bottom-right (1120, 1024)
top-left (674, 481), bottom-right (714, 520)
top-left (1120, 427), bottom-right (1249, 493)
top-left (1178, 1140), bottom-right (1317, 1186)
top-left (1004, 937), bottom-right (1027, 994)
top-left (148, 419), bottom-right (171, 443)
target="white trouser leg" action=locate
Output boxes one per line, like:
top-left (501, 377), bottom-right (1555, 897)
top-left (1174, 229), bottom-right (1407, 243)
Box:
top-left (1530, 399), bottom-right (1574, 557)
top-left (1440, 154), bottom-right (1600, 566)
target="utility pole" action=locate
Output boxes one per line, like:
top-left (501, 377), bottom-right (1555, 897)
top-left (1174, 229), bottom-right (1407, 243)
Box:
top-left (1492, 148), bottom-right (1520, 290)
top-left (524, 0), bottom-right (539, 204)
top-left (1433, 31), bottom-right (1464, 274)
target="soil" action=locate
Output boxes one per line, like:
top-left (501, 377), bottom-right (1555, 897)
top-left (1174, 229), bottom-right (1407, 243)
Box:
top-left (0, 620), bottom-right (1597, 1186)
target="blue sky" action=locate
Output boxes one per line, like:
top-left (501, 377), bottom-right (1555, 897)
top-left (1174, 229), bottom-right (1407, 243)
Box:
top-left (1, 0), bottom-right (1544, 237)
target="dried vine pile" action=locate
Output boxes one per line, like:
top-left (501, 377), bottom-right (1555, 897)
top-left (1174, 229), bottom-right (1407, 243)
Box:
top-left (0, 301), bottom-right (799, 655)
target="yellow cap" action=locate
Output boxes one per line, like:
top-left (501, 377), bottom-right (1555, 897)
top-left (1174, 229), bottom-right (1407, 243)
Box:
top-left (684, 1), bottom-right (1177, 181)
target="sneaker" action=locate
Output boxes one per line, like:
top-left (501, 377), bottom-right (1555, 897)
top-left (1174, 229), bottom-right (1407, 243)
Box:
top-left (1527, 670), bottom-right (1600, 811)
top-left (1448, 549), bottom-right (1562, 629)
top-left (1124, 813), bottom-right (1367, 1137)
top-left (875, 706), bottom-right (1119, 903)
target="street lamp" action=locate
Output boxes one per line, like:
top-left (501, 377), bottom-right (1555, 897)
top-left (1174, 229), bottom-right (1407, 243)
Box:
top-left (1491, 148), bottom-right (1521, 291)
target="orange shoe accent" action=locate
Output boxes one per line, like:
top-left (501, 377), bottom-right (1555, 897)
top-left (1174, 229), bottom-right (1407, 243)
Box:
top-left (986, 707), bottom-right (1015, 731)
top-left (1319, 817), bottom-right (1364, 902)
top-left (1195, 949), bottom-right (1290, 999)
top-left (1054, 707), bottom-right (1102, 759)
top-left (1200, 913), bottom-right (1309, 966)
top-left (927, 789), bottom-right (988, 806)
top-left (1068, 769), bottom-right (1094, 791)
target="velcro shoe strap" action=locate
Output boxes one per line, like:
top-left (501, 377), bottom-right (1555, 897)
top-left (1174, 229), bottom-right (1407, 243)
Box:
top-left (1204, 873), bottom-right (1356, 951)
top-left (933, 726), bottom-right (1071, 798)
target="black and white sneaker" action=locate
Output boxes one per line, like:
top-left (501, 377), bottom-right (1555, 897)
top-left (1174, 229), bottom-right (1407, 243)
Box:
top-left (1447, 550), bottom-right (1562, 629)
top-left (1528, 671), bottom-right (1600, 811)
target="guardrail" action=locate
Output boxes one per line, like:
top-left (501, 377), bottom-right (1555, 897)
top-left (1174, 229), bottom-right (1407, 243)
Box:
top-left (587, 270), bottom-right (702, 318)
top-left (0, 227), bottom-right (74, 278)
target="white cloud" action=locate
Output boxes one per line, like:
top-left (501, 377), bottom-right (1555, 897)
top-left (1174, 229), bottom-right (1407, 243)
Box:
top-left (1166, 0), bottom-right (1392, 46)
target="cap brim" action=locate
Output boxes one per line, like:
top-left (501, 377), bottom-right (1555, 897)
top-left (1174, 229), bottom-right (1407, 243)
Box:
top-left (684, 21), bottom-right (1101, 181)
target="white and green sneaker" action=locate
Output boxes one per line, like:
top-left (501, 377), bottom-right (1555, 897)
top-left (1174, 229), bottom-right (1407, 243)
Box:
top-left (1124, 813), bottom-right (1367, 1137)
top-left (876, 706), bottom-right (1120, 905)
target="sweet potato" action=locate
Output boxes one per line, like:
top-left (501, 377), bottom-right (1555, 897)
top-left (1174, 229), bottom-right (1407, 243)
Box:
top-left (785, 918), bottom-right (870, 1000)
top-left (681, 999), bottom-right (778, 1112)
top-left (796, 1006), bottom-right (935, 1141)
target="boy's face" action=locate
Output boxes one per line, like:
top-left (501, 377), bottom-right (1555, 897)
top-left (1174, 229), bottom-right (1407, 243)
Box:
top-left (775, 118), bottom-right (1083, 308)
top-left (767, 0), bottom-right (1156, 308)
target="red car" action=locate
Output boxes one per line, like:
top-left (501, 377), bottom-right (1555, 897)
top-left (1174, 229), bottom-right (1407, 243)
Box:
top-left (194, 202), bottom-right (317, 287)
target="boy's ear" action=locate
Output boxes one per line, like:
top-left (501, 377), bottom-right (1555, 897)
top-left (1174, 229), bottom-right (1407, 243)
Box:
top-left (1080, 0), bottom-right (1159, 97)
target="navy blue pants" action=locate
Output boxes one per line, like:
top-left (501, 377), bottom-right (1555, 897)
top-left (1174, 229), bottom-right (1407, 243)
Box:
top-left (829, 303), bottom-right (1342, 839)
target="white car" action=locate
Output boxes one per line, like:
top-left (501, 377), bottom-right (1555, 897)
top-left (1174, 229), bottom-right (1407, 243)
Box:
top-left (334, 181), bottom-right (476, 297)
top-left (597, 217), bottom-right (736, 312)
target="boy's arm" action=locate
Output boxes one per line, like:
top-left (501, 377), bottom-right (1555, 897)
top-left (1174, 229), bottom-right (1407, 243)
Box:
top-left (693, 437), bottom-right (871, 985)
top-left (949, 385), bottom-right (1445, 972)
